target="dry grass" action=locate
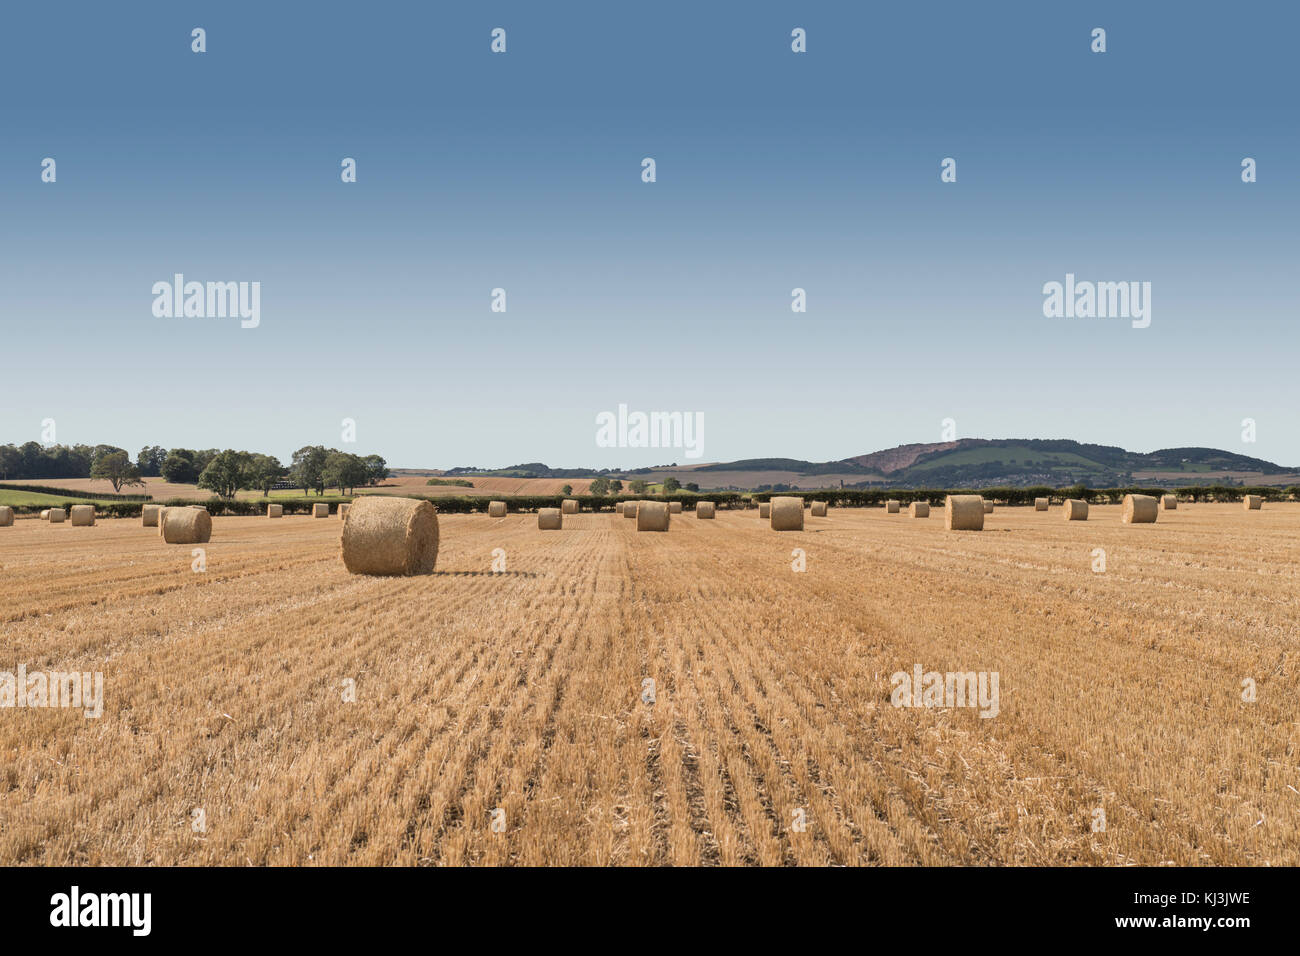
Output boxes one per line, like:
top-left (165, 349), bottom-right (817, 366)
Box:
top-left (1, 504), bottom-right (1297, 865)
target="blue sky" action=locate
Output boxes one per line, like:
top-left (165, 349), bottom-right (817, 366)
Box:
top-left (1, 1), bottom-right (1295, 468)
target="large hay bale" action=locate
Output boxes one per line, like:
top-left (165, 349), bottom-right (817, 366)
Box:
top-left (1244, 495), bottom-right (1263, 510)
top-left (910, 501), bottom-right (930, 518)
top-left (0, 506), bottom-right (13, 527)
top-left (341, 496), bottom-right (438, 574)
top-left (615, 502), bottom-right (623, 514)
top-left (538, 507), bottom-right (563, 530)
top-left (983, 501), bottom-right (995, 514)
top-left (1122, 494), bottom-right (1158, 524)
top-left (312, 502), bottom-right (329, 518)
top-left (696, 501), bottom-right (716, 519)
top-left (668, 501), bottom-right (682, 514)
top-left (885, 500), bottom-right (900, 514)
top-left (142, 504), bottom-right (162, 526)
top-left (48, 508), bottom-right (66, 523)
top-left (488, 500), bottom-right (507, 517)
top-left (637, 501), bottom-right (670, 531)
top-left (1160, 495), bottom-right (1177, 510)
top-left (1064, 499), bottom-right (1088, 521)
top-left (339, 503), bottom-right (351, 519)
top-left (161, 506), bottom-right (211, 544)
top-left (1034, 498), bottom-right (1049, 511)
top-left (561, 498), bottom-right (579, 514)
top-left (69, 505), bottom-right (95, 526)
top-left (810, 501), bottom-right (827, 517)
top-left (267, 503), bottom-right (283, 518)
top-left (39, 509), bottom-right (51, 520)
top-left (770, 496), bottom-right (804, 531)
top-left (945, 495), bottom-right (984, 531)
top-left (758, 503), bottom-right (771, 519)
top-left (623, 502), bottom-right (638, 519)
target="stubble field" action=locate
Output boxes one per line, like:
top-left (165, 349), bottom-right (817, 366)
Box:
top-left (1, 503), bottom-right (1296, 866)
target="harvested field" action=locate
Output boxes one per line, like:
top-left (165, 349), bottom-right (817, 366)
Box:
top-left (1, 504), bottom-right (1298, 865)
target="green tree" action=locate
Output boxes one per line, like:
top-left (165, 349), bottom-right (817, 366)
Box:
top-left (608, 479), bottom-right (623, 494)
top-left (89, 450), bottom-right (145, 493)
top-left (324, 451), bottom-right (370, 494)
top-left (588, 476), bottom-right (610, 495)
top-left (198, 450), bottom-right (251, 498)
top-left (560, 484), bottom-right (573, 496)
top-left (161, 449), bottom-right (200, 484)
top-left (291, 446), bottom-right (329, 495)
top-left (663, 477), bottom-right (681, 494)
top-left (136, 445), bottom-right (168, 477)
top-left (629, 479), bottom-right (649, 494)
top-left (685, 482), bottom-right (699, 492)
top-left (246, 454), bottom-right (286, 496)
top-left (363, 454), bottom-right (389, 486)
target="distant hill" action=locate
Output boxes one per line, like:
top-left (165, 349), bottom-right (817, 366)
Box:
top-left (438, 440), bottom-right (1299, 490)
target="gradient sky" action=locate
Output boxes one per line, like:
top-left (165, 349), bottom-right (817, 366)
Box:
top-left (1, 1), bottom-right (1295, 469)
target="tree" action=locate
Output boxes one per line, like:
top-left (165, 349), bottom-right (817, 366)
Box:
top-left (608, 479), bottom-right (623, 494)
top-left (324, 451), bottom-right (369, 494)
top-left (560, 484), bottom-right (573, 496)
top-left (89, 450), bottom-right (145, 493)
top-left (588, 476), bottom-right (610, 496)
top-left (198, 450), bottom-right (251, 498)
top-left (685, 482), bottom-right (699, 492)
top-left (363, 454), bottom-right (389, 486)
top-left (663, 477), bottom-right (681, 494)
top-left (291, 446), bottom-right (329, 495)
top-left (161, 449), bottom-right (200, 484)
top-left (137, 445), bottom-right (168, 477)
top-left (246, 454), bottom-right (286, 496)
top-left (629, 479), bottom-right (649, 494)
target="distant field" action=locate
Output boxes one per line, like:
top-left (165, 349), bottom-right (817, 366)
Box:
top-left (2, 503), bottom-right (1296, 865)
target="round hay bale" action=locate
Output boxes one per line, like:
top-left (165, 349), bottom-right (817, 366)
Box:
top-left (142, 504), bottom-right (162, 526)
top-left (488, 500), bottom-right (507, 517)
top-left (339, 503), bottom-right (351, 519)
top-left (161, 506), bottom-right (211, 544)
top-left (39, 509), bottom-right (51, 520)
top-left (0, 506), bottom-right (13, 527)
top-left (267, 503), bottom-right (283, 518)
top-left (1034, 498), bottom-right (1049, 511)
top-left (810, 501), bottom-right (828, 517)
top-left (885, 500), bottom-right (900, 514)
top-left (341, 496), bottom-right (438, 574)
top-left (561, 498), bottom-right (579, 514)
top-left (1122, 494), bottom-right (1158, 524)
top-left (1160, 495), bottom-right (1177, 510)
top-left (758, 502), bottom-right (771, 519)
top-left (668, 501), bottom-right (682, 514)
top-left (48, 508), bottom-right (66, 523)
top-left (944, 495), bottom-right (984, 531)
top-left (909, 501), bottom-right (930, 518)
top-left (69, 504), bottom-right (95, 526)
top-left (770, 496), bottom-right (804, 531)
top-left (538, 507), bottom-right (562, 530)
top-left (982, 501), bottom-right (995, 514)
top-left (1064, 499), bottom-right (1089, 521)
top-left (614, 502), bottom-right (624, 514)
top-left (312, 502), bottom-right (329, 518)
top-left (1243, 495), bottom-right (1263, 510)
top-left (637, 501), bottom-right (670, 531)
top-left (623, 502), bottom-right (639, 519)
top-left (696, 501), bottom-right (716, 519)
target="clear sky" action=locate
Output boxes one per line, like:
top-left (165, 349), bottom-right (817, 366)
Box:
top-left (1, 1), bottom-right (1295, 469)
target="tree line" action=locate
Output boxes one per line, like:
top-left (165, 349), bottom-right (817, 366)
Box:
top-left (0, 442), bottom-right (388, 498)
